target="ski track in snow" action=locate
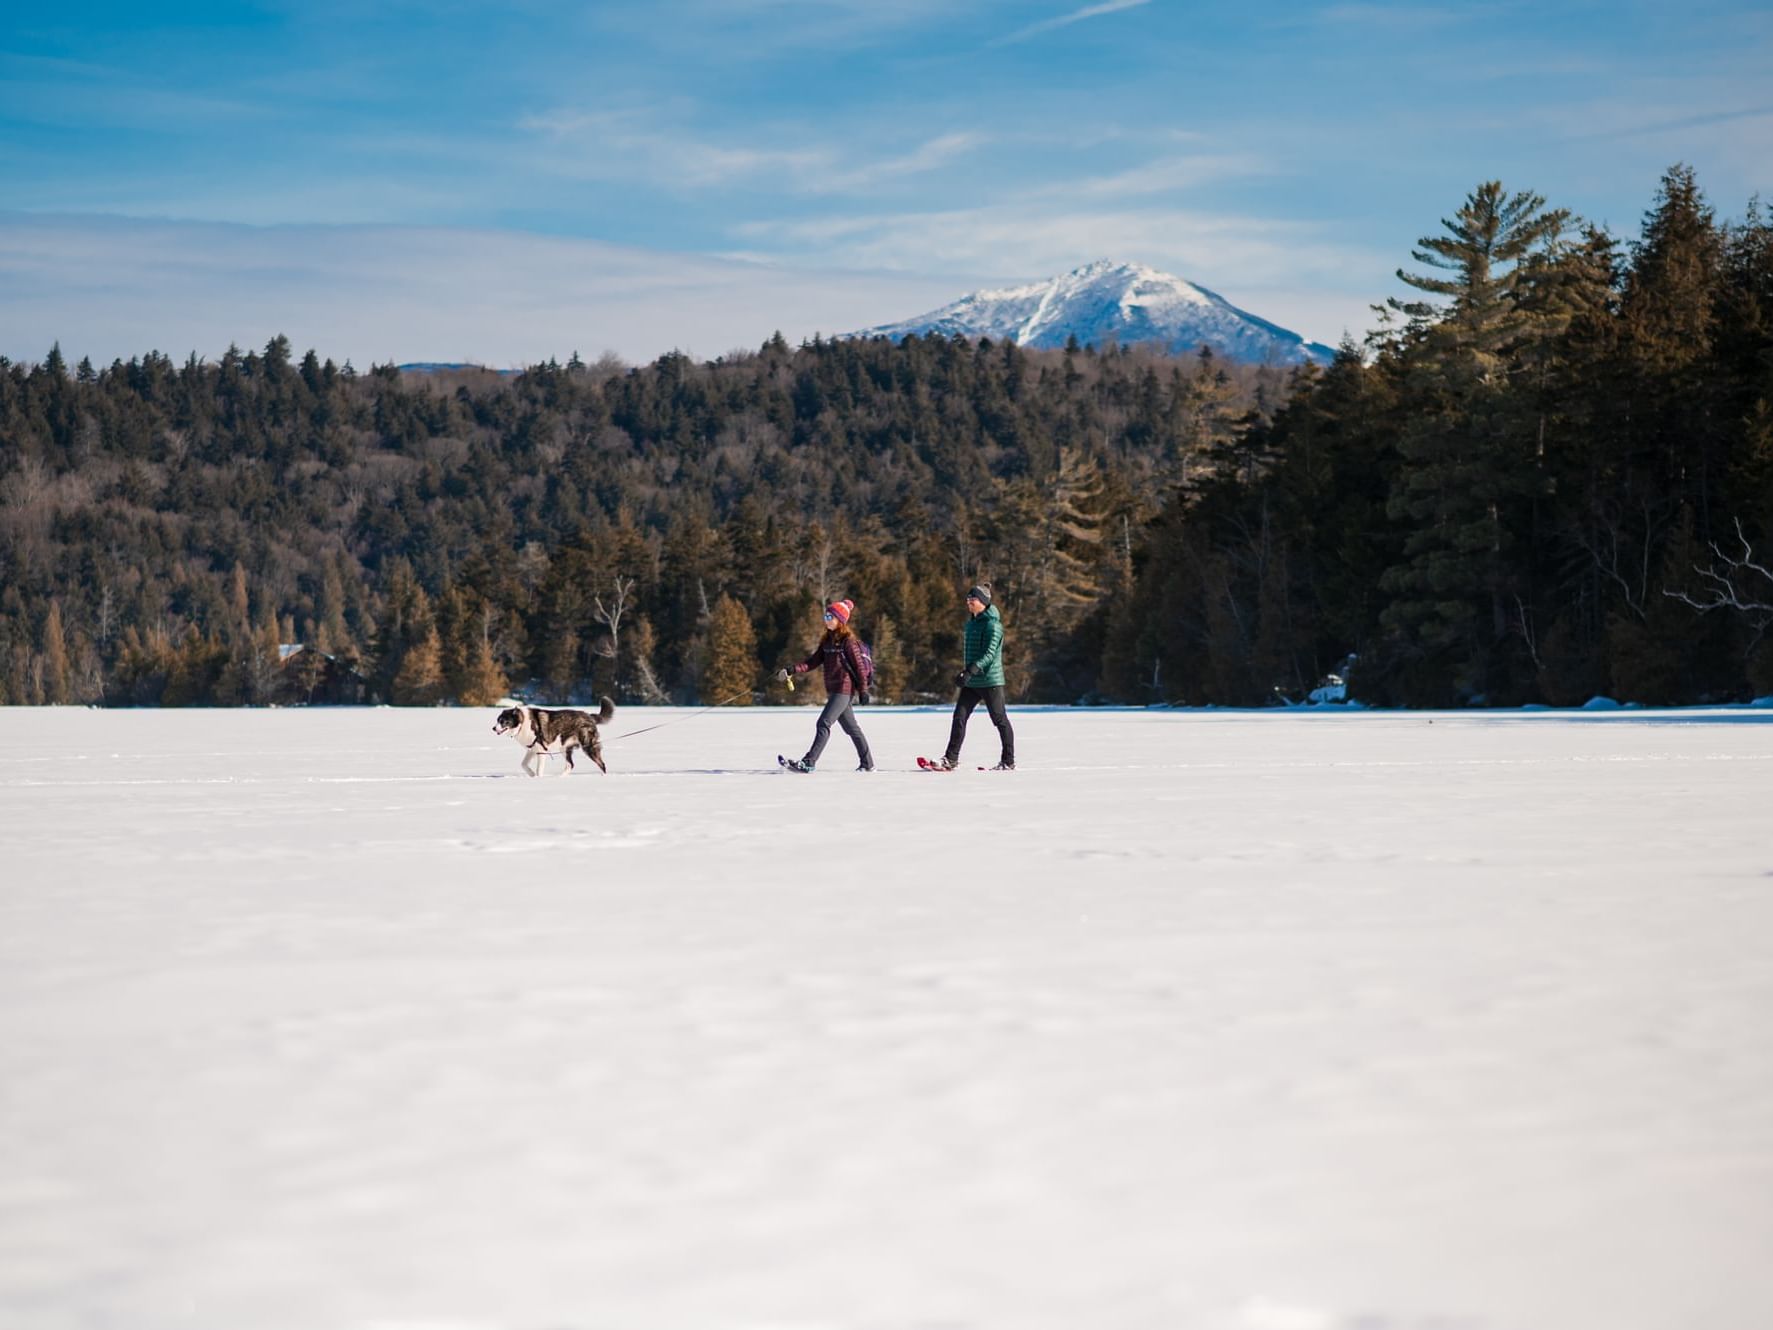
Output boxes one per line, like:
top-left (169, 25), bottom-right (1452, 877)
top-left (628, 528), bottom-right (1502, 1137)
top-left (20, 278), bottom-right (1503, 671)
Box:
top-left (2, 705), bottom-right (1771, 1330)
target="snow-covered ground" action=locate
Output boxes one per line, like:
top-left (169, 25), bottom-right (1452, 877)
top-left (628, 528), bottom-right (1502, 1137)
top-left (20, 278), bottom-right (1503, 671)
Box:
top-left (3, 704), bottom-right (1771, 1330)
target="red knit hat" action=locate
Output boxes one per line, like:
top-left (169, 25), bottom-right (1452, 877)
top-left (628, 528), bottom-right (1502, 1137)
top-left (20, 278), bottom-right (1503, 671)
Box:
top-left (826, 599), bottom-right (854, 624)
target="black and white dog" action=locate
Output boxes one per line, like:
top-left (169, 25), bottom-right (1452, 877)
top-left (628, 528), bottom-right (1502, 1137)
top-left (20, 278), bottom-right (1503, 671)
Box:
top-left (493, 698), bottom-right (615, 776)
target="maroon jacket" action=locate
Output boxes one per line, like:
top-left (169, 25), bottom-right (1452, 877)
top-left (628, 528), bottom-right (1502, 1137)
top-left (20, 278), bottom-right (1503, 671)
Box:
top-left (794, 633), bottom-right (867, 695)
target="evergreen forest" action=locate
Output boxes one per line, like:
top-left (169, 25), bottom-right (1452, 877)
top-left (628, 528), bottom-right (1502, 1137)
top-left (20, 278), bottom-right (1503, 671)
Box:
top-left (2, 165), bottom-right (1769, 709)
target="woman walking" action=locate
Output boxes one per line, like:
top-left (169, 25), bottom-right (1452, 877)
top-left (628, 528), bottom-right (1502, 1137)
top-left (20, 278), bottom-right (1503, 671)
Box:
top-left (776, 599), bottom-right (874, 773)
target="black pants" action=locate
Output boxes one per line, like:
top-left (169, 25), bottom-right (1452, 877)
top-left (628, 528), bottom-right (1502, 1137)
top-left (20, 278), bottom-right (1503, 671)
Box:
top-left (805, 691), bottom-right (872, 769)
top-left (945, 685), bottom-right (1014, 766)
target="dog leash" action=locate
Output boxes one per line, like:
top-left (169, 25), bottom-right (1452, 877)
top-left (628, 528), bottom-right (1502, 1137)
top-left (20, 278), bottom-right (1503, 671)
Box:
top-left (606, 686), bottom-right (758, 742)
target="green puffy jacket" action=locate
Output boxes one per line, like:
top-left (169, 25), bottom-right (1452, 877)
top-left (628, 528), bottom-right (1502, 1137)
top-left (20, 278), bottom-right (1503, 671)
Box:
top-left (962, 604), bottom-right (1006, 687)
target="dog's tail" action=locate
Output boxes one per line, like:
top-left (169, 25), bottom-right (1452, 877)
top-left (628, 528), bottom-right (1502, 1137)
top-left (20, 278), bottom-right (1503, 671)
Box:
top-left (596, 695), bottom-right (615, 724)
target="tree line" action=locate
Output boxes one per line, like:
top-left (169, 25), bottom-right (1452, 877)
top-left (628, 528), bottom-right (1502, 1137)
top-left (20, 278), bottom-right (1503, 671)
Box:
top-left (0, 314), bottom-right (1274, 707)
top-left (1, 164), bottom-right (1768, 708)
top-left (1107, 165), bottom-right (1772, 706)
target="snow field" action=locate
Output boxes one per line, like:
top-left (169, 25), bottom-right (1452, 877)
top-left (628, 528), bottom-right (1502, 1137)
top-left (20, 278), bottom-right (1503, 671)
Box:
top-left (2, 705), bottom-right (1771, 1330)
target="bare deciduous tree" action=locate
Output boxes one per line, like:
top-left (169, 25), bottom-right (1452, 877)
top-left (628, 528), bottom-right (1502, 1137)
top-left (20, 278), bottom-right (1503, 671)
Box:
top-left (591, 574), bottom-right (636, 693)
top-left (1666, 519), bottom-right (1773, 630)
top-left (790, 526), bottom-right (844, 606)
top-left (96, 583), bottom-right (116, 652)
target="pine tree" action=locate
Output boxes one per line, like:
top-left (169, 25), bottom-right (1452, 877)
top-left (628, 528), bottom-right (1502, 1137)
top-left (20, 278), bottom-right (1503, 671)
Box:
top-left (1717, 201), bottom-right (1773, 530)
top-left (1519, 226), bottom-right (1623, 699)
top-left (624, 615), bottom-right (670, 704)
top-left (1574, 167), bottom-right (1733, 692)
top-left (437, 586), bottom-right (478, 702)
top-left (164, 630), bottom-right (229, 707)
top-left (228, 562), bottom-right (251, 641)
top-left (319, 559), bottom-right (350, 653)
top-left (393, 625), bottom-right (445, 705)
top-left (541, 629), bottom-right (581, 702)
top-left (1623, 166), bottom-right (1732, 536)
top-left (456, 632), bottom-right (508, 707)
top-left (40, 601), bottom-right (71, 705)
top-left (371, 560), bottom-right (430, 701)
top-left (700, 593), bottom-right (759, 704)
top-left (219, 605), bottom-right (281, 705)
top-left (979, 450), bottom-right (1110, 695)
top-left (867, 612), bottom-right (901, 704)
top-left (1625, 165), bottom-right (1721, 375)
top-left (1377, 181), bottom-right (1571, 703)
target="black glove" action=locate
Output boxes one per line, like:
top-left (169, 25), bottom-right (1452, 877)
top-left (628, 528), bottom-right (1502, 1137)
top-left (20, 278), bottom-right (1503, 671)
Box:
top-left (953, 669), bottom-right (969, 688)
top-left (858, 691), bottom-right (871, 706)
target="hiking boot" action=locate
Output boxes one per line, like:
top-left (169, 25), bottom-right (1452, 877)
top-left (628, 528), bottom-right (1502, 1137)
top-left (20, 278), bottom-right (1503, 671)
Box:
top-left (930, 756), bottom-right (957, 771)
top-left (856, 762), bottom-right (875, 772)
top-left (988, 760), bottom-right (1015, 771)
top-left (783, 757), bottom-right (813, 773)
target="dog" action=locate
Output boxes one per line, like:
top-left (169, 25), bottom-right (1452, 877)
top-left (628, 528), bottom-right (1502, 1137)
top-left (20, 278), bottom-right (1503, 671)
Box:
top-left (493, 698), bottom-right (614, 776)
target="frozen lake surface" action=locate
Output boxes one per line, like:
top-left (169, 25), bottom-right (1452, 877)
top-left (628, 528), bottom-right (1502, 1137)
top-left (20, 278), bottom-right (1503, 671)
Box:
top-left (3, 704), bottom-right (1771, 1330)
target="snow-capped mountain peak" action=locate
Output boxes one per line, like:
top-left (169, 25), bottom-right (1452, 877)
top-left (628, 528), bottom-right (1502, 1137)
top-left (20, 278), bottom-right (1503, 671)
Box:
top-left (852, 260), bottom-right (1333, 365)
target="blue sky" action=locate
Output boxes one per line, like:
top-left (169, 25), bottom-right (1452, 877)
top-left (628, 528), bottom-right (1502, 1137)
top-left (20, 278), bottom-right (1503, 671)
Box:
top-left (2, 0), bottom-right (1769, 365)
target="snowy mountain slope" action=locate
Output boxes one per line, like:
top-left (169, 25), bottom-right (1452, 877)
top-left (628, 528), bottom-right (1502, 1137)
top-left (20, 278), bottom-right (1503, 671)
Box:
top-left (853, 259), bottom-right (1338, 364)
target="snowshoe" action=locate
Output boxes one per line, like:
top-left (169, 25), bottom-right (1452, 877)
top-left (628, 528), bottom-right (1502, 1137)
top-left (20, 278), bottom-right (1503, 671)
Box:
top-left (917, 756), bottom-right (956, 772)
top-left (778, 755), bottom-right (813, 773)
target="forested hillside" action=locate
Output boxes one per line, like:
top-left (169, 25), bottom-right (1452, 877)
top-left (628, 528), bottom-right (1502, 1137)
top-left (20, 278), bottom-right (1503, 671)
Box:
top-left (0, 316), bottom-right (1280, 707)
top-left (2, 165), bottom-right (1768, 708)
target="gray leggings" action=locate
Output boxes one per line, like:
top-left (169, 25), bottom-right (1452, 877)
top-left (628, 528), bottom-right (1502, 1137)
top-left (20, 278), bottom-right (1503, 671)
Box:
top-left (805, 691), bottom-right (872, 769)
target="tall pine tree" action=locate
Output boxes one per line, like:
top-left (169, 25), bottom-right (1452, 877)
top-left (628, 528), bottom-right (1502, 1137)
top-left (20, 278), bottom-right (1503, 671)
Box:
top-left (700, 594), bottom-right (760, 704)
top-left (1375, 181), bottom-right (1570, 703)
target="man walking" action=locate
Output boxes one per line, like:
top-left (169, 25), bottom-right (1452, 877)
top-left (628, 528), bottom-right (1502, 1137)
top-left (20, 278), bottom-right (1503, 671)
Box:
top-left (927, 584), bottom-right (1015, 772)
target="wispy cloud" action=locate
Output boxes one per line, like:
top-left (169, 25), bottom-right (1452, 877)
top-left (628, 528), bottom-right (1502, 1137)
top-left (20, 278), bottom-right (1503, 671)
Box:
top-left (518, 109), bottom-right (833, 187)
top-left (733, 199), bottom-right (1379, 295)
top-left (0, 76), bottom-right (276, 132)
top-left (580, 0), bottom-right (994, 61)
top-left (994, 0), bottom-right (1152, 47)
top-left (0, 51), bottom-right (119, 81)
top-left (816, 132), bottom-right (989, 192)
top-left (520, 110), bottom-right (987, 196)
top-left (1567, 103), bottom-right (1773, 141)
top-left (1019, 153), bottom-right (1270, 200)
top-left (0, 213), bottom-right (966, 365)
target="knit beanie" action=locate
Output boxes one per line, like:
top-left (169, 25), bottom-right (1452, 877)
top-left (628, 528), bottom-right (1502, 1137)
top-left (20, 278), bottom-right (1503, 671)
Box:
top-left (827, 599), bottom-right (854, 624)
